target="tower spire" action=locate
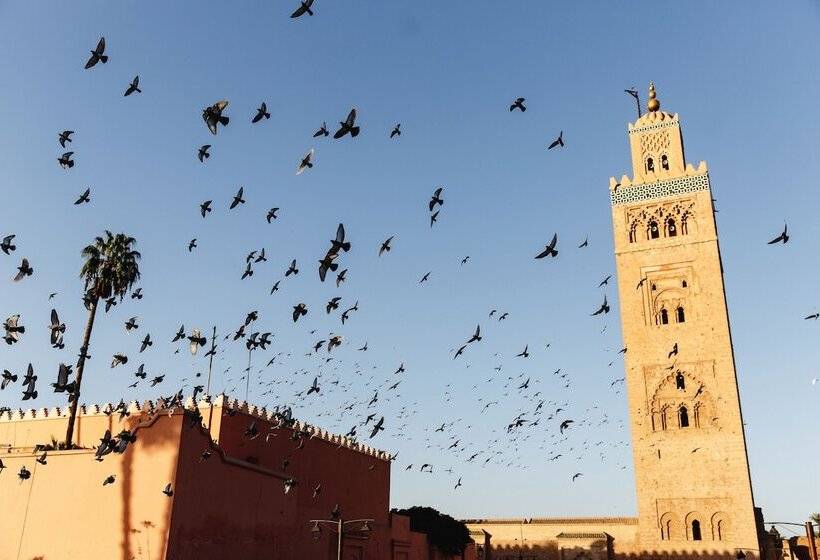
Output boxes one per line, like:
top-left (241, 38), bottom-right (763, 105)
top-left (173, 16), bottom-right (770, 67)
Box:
top-left (647, 82), bottom-right (660, 112)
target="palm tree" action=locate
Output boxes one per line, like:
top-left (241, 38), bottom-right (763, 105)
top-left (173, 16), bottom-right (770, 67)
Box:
top-left (64, 231), bottom-right (141, 448)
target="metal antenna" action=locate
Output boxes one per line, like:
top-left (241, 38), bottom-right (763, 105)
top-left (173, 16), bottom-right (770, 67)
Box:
top-left (625, 87), bottom-right (641, 118)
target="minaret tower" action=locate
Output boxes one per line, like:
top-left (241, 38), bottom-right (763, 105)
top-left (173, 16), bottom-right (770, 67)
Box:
top-left (610, 83), bottom-right (760, 557)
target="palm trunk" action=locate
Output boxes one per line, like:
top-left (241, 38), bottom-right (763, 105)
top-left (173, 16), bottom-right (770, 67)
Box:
top-left (64, 296), bottom-right (99, 448)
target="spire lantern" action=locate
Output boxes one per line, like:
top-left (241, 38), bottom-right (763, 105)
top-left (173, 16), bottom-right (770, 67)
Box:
top-left (647, 82), bottom-right (660, 112)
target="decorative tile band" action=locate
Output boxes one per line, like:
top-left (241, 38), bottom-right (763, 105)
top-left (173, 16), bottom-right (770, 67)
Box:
top-left (610, 173), bottom-right (710, 206)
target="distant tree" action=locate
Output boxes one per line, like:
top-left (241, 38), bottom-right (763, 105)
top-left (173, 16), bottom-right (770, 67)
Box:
top-left (64, 232), bottom-right (141, 448)
top-left (393, 506), bottom-right (471, 556)
top-left (811, 513), bottom-right (820, 536)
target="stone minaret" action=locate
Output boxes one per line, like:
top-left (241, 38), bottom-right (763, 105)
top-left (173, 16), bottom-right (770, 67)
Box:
top-left (610, 83), bottom-right (760, 558)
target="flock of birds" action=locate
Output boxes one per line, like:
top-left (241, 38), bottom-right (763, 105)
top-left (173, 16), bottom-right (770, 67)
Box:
top-left (0, 23), bottom-right (807, 506)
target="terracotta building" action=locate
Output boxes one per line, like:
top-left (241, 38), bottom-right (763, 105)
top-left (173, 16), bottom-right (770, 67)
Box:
top-left (466, 84), bottom-right (766, 560)
top-left (0, 395), bottom-right (475, 560)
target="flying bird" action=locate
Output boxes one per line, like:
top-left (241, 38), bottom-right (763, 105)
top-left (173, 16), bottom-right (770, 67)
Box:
top-left (293, 303), bottom-right (308, 322)
top-left (230, 187), bottom-right (245, 209)
top-left (535, 234), bottom-right (558, 259)
top-left (429, 187), bottom-right (444, 212)
top-left (1, 234), bottom-right (15, 254)
top-left (286, 259), bottom-right (299, 277)
top-left (252, 102), bottom-right (270, 123)
top-left (266, 207), bottom-right (279, 223)
top-left (767, 223), bottom-right (789, 245)
top-left (14, 258), bottom-right (33, 281)
top-left (58, 130), bottom-right (74, 148)
top-left (591, 296), bottom-right (610, 316)
top-left (58, 152), bottom-right (75, 169)
top-left (467, 325), bottom-right (481, 343)
top-left (548, 131), bottom-right (564, 150)
top-left (313, 122), bottom-right (329, 137)
top-left (197, 145), bottom-right (211, 162)
top-left (333, 108), bottom-right (360, 139)
top-left (202, 100), bottom-right (230, 135)
top-left (84, 37), bottom-right (108, 69)
top-left (510, 97), bottom-right (526, 112)
top-left (291, 0), bottom-right (315, 18)
top-left (124, 75), bottom-right (141, 96)
top-left (296, 149), bottom-right (314, 175)
top-left (74, 188), bottom-right (91, 205)
top-left (390, 124), bottom-right (401, 138)
top-left (200, 200), bottom-right (212, 217)
top-left (379, 236), bottom-right (394, 256)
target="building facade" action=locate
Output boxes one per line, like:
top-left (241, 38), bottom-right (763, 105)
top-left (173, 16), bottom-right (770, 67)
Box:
top-left (466, 83), bottom-right (762, 560)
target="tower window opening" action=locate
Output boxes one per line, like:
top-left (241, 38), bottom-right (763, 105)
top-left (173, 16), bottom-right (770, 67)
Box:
top-left (691, 520), bottom-right (702, 541)
top-left (629, 223), bottom-right (638, 243)
top-left (679, 406), bottom-right (690, 428)
top-left (649, 220), bottom-right (660, 239)
top-left (676, 306), bottom-right (686, 323)
top-left (682, 280), bottom-right (687, 288)
top-left (661, 154), bottom-right (669, 170)
top-left (651, 283), bottom-right (657, 291)
top-left (716, 519), bottom-right (724, 541)
top-left (659, 309), bottom-right (669, 325)
top-left (646, 157), bottom-right (655, 172)
top-left (663, 519), bottom-right (672, 540)
top-left (666, 217), bottom-right (677, 237)
top-left (675, 372), bottom-right (685, 390)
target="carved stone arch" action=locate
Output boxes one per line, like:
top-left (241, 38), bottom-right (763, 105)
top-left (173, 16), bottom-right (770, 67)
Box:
top-left (652, 288), bottom-right (684, 324)
top-left (711, 512), bottom-right (730, 541)
top-left (685, 511), bottom-right (706, 541)
top-left (659, 512), bottom-right (681, 541)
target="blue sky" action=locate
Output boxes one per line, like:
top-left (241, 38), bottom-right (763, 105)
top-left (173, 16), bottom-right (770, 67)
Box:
top-left (0, 1), bottom-right (818, 524)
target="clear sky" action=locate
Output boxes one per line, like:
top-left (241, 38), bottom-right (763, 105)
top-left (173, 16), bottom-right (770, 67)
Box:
top-left (0, 1), bottom-right (818, 525)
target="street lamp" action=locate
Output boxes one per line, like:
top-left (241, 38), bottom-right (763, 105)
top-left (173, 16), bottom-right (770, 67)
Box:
top-left (309, 517), bottom-right (375, 560)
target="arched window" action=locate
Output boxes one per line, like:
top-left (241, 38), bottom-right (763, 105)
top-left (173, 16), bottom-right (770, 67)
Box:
top-left (679, 406), bottom-right (690, 428)
top-left (660, 407), bottom-right (668, 431)
top-left (675, 372), bottom-right (685, 390)
top-left (646, 157), bottom-right (655, 172)
top-left (648, 220), bottom-right (660, 239)
top-left (665, 519), bottom-right (673, 540)
top-left (691, 520), bottom-right (702, 541)
top-left (681, 280), bottom-right (687, 288)
top-left (661, 154), bottom-right (669, 170)
top-left (666, 217), bottom-right (677, 237)
top-left (659, 309), bottom-right (669, 325)
top-left (629, 222), bottom-right (638, 243)
top-left (716, 519), bottom-right (724, 541)
top-left (676, 306), bottom-right (686, 323)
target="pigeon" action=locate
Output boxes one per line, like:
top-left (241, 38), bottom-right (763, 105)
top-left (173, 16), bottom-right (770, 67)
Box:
top-left (559, 419), bottom-right (574, 434)
top-left (103, 475), bottom-right (116, 486)
top-left (390, 124), bottom-right (401, 138)
top-left (535, 234), bottom-right (558, 259)
top-left (326, 297), bottom-right (342, 314)
top-left (22, 372), bottom-right (38, 401)
top-left (591, 296), bottom-right (610, 316)
top-left (767, 223), bottom-right (789, 245)
top-left (805, 313), bottom-right (820, 320)
top-left (286, 259), bottom-right (299, 277)
top-left (467, 325), bottom-right (482, 343)
top-left (58, 130), bottom-right (74, 148)
top-left (307, 377), bottom-right (320, 395)
top-left (429, 187), bottom-right (444, 211)
top-left (290, 0), bottom-right (315, 18)
top-left (14, 258), bottom-right (33, 281)
top-left (548, 131), bottom-right (564, 150)
top-left (572, 472), bottom-right (583, 482)
top-left (202, 100), bottom-right (230, 135)
top-left (74, 188), bottom-right (91, 205)
top-left (313, 122), bottom-right (329, 137)
top-left (51, 363), bottom-right (75, 394)
top-left (58, 152), bottom-right (75, 169)
top-left (333, 107), bottom-right (360, 139)
top-left (84, 37), bottom-right (108, 69)
top-left (270, 280), bottom-right (281, 295)
top-left (284, 478), bottom-right (297, 494)
top-left (125, 317), bottom-right (139, 331)
top-left (150, 375), bottom-right (165, 387)
top-left (200, 200), bottom-right (212, 217)
top-left (419, 272), bottom-right (431, 284)
top-left (336, 269), bottom-right (347, 287)
top-left (1, 369), bottom-right (18, 390)
top-left (516, 345), bottom-right (529, 358)
top-left (293, 303), bottom-right (308, 322)
top-left (1, 235), bottom-right (16, 254)
top-left (188, 239), bottom-right (197, 252)
top-left (430, 211), bottom-right (439, 228)
top-left (172, 325), bottom-right (185, 343)
top-left (379, 236), bottom-right (394, 256)
top-left (140, 334), bottom-right (153, 353)
top-left (510, 97), bottom-right (526, 112)
top-left (18, 466), bottom-right (32, 480)
top-left (48, 309), bottom-right (66, 344)
top-left (134, 364), bottom-right (147, 379)
top-left (296, 149), bottom-right (314, 175)
top-left (369, 416), bottom-right (385, 438)
top-left (598, 275), bottom-right (612, 287)
top-left (197, 145), bottom-right (211, 162)
top-left (578, 237), bottom-right (589, 248)
top-left (252, 102), bottom-right (270, 123)
top-left (230, 187), bottom-right (245, 209)
top-left (454, 477), bottom-right (463, 489)
top-left (266, 208), bottom-right (279, 223)
top-left (162, 483), bottom-right (174, 497)
top-left (329, 223), bottom-right (351, 254)
top-left (124, 75), bottom-right (141, 96)
top-left (111, 353), bottom-right (128, 368)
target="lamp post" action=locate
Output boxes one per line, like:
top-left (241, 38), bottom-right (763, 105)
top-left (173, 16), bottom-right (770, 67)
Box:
top-left (309, 518), bottom-right (374, 560)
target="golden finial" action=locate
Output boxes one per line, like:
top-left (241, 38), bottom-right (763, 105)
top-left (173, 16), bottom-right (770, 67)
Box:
top-left (647, 82), bottom-right (660, 112)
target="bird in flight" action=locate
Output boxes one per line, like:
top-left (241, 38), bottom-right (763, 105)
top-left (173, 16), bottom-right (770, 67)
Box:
top-left (124, 76), bottom-right (141, 96)
top-left (379, 236), bottom-right (394, 256)
top-left (510, 97), bottom-right (526, 112)
top-left (767, 223), bottom-right (789, 245)
top-left (58, 130), bottom-right (74, 148)
top-left (535, 234), bottom-right (558, 259)
top-left (296, 149), bottom-right (314, 175)
top-left (266, 207), bottom-right (279, 223)
top-left (84, 37), bottom-right (108, 69)
top-left (197, 145), bottom-right (211, 163)
top-left (548, 131), bottom-right (564, 150)
top-left (578, 237), bottom-right (589, 248)
top-left (200, 200), bottom-right (212, 217)
top-left (333, 108), bottom-right (360, 139)
top-left (291, 0), bottom-right (315, 18)
top-left (58, 152), bottom-right (75, 169)
top-left (313, 122), bottom-right (329, 137)
top-left (598, 275), bottom-right (612, 287)
top-left (229, 187), bottom-right (245, 209)
top-left (591, 295), bottom-right (609, 316)
top-left (1, 235), bottom-right (15, 255)
top-left (429, 187), bottom-right (444, 212)
top-left (467, 324), bottom-right (482, 343)
top-left (390, 124), bottom-right (401, 138)
top-left (202, 100), bottom-right (230, 135)
top-left (74, 188), bottom-right (91, 205)
top-left (252, 102), bottom-right (270, 123)
top-left (14, 258), bottom-right (33, 281)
